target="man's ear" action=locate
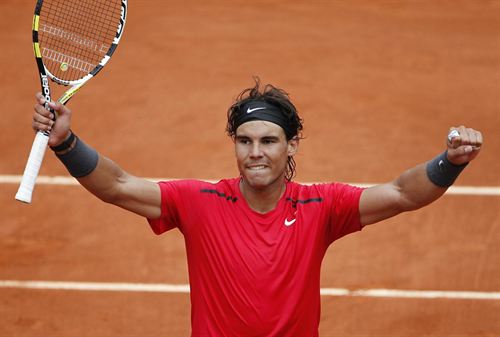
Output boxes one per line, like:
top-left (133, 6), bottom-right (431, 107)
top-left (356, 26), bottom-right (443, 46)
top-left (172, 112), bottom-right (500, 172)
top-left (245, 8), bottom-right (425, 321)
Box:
top-left (287, 137), bottom-right (299, 156)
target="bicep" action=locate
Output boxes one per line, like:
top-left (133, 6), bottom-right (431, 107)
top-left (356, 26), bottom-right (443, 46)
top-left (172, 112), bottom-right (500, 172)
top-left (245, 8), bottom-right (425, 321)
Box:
top-left (80, 170), bottom-right (162, 219)
top-left (359, 182), bottom-right (405, 226)
top-left (114, 175), bottom-right (162, 219)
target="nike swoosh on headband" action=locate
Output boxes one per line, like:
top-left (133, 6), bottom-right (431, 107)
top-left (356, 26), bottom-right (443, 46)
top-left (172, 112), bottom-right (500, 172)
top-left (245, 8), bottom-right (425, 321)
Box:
top-left (246, 107), bottom-right (267, 114)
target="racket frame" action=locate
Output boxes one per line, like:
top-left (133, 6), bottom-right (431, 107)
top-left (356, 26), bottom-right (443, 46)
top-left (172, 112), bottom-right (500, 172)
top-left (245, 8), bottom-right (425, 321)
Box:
top-left (15, 0), bottom-right (127, 203)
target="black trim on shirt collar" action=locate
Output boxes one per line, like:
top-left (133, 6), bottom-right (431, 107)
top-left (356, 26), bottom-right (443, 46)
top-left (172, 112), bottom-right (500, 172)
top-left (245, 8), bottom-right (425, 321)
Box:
top-left (200, 189), bottom-right (238, 202)
top-left (286, 197), bottom-right (323, 208)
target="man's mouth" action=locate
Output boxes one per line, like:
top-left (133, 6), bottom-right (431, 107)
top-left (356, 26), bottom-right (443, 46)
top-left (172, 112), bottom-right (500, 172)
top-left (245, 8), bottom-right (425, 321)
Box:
top-left (247, 165), bottom-right (267, 171)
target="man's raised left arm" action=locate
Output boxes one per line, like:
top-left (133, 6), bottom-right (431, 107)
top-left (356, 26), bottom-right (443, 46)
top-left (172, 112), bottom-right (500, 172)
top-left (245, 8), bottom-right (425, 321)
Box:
top-left (359, 126), bottom-right (483, 226)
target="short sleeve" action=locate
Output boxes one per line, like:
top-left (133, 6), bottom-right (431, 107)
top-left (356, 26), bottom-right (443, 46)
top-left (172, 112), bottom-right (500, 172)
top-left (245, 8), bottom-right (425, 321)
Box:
top-left (323, 183), bottom-right (365, 245)
top-left (147, 180), bottom-right (199, 235)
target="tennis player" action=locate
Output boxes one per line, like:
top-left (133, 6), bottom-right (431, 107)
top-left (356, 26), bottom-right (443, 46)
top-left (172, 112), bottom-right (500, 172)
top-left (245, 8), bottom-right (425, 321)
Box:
top-left (31, 79), bottom-right (482, 336)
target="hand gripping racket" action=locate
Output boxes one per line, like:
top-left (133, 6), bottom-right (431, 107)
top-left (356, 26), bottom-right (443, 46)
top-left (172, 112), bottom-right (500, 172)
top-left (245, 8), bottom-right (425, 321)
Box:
top-left (16, 0), bottom-right (127, 203)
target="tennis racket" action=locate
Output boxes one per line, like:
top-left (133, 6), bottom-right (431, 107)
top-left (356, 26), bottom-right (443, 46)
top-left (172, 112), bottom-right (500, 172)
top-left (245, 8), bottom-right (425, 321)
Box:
top-left (16, 0), bottom-right (128, 203)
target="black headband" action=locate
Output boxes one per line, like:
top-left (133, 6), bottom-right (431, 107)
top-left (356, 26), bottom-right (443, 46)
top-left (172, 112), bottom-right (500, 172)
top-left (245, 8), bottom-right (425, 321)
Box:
top-left (235, 101), bottom-right (294, 138)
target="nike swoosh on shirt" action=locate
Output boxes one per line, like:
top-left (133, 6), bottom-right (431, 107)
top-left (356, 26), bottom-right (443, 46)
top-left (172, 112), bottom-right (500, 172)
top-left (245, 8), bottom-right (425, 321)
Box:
top-left (246, 107), bottom-right (266, 114)
top-left (284, 218), bottom-right (296, 227)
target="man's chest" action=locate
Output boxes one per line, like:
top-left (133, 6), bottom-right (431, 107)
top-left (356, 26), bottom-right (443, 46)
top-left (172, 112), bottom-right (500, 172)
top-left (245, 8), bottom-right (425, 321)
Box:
top-left (182, 198), bottom-right (328, 276)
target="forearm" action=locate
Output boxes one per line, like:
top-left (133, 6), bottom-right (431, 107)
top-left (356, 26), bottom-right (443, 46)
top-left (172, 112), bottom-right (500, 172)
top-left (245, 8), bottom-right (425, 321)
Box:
top-left (400, 147), bottom-right (472, 205)
top-left (51, 132), bottom-right (125, 201)
top-left (393, 162), bottom-right (447, 212)
top-left (395, 147), bottom-right (473, 210)
top-left (77, 154), bottom-right (128, 204)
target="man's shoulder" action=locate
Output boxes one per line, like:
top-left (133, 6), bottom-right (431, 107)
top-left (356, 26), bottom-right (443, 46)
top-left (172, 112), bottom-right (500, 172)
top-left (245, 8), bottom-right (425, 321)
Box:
top-left (158, 177), bottom-right (237, 187)
top-left (287, 181), bottom-right (363, 199)
top-left (157, 177), bottom-right (239, 196)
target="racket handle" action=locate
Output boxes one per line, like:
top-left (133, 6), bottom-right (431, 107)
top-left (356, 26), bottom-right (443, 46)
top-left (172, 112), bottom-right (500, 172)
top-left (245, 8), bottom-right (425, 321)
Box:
top-left (15, 131), bottom-right (50, 203)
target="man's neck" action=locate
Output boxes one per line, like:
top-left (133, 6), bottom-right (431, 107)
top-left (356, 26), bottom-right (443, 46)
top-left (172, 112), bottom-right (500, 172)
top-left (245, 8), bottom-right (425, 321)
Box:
top-left (239, 178), bottom-right (287, 214)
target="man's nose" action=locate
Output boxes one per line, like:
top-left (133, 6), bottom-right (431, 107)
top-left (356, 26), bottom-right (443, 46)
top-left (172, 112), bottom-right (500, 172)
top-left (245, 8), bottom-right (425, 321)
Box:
top-left (249, 143), bottom-right (263, 158)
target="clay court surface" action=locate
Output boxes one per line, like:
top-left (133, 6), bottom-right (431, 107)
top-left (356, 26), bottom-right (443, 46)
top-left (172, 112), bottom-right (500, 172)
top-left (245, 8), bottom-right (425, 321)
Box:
top-left (1, 1), bottom-right (500, 336)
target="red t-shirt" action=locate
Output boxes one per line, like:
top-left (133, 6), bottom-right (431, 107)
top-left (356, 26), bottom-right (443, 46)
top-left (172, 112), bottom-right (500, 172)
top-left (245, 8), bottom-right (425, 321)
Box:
top-left (148, 178), bottom-right (364, 337)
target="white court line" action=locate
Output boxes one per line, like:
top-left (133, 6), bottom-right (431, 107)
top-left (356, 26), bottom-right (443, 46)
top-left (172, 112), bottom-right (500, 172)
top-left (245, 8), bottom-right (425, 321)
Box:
top-left (1, 280), bottom-right (499, 300)
top-left (1, 175), bottom-right (499, 196)
top-left (320, 288), bottom-right (500, 300)
top-left (0, 280), bottom-right (190, 293)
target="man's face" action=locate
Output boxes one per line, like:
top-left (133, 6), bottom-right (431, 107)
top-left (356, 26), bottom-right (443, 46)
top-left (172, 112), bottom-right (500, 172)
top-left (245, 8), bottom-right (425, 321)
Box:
top-left (234, 121), bottom-right (298, 191)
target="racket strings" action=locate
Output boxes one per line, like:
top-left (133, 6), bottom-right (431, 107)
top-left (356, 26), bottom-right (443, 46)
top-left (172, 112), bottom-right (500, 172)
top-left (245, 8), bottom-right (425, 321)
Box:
top-left (38, 0), bottom-right (122, 82)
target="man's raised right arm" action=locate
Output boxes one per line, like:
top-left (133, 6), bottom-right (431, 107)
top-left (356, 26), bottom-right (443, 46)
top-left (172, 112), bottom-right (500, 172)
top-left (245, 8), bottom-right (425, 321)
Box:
top-left (32, 93), bottom-right (161, 219)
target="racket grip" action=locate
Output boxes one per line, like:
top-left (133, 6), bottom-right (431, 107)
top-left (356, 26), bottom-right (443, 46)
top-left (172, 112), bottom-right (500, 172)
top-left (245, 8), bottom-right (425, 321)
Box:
top-left (15, 131), bottom-right (50, 203)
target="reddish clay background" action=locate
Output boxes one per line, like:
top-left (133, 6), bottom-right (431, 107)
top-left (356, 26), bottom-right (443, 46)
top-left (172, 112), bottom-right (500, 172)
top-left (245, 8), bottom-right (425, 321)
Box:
top-left (1, 1), bottom-right (499, 336)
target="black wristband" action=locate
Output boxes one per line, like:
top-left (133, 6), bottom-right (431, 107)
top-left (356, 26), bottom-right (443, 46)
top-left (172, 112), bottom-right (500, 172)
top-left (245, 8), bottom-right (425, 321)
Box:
top-left (426, 151), bottom-right (468, 187)
top-left (55, 135), bottom-right (99, 178)
top-left (50, 131), bottom-right (75, 153)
